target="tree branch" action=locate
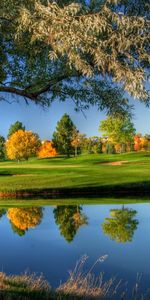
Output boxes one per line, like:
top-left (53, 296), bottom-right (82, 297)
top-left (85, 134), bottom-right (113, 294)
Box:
top-left (0, 86), bottom-right (37, 101)
top-left (0, 73), bottom-right (81, 103)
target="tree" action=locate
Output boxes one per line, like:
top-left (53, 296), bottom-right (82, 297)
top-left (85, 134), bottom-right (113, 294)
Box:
top-left (53, 205), bottom-right (88, 242)
top-left (71, 130), bottom-right (86, 157)
top-left (106, 142), bottom-right (116, 154)
top-left (102, 206), bottom-right (139, 243)
top-left (7, 207), bottom-right (43, 236)
top-left (38, 140), bottom-right (57, 158)
top-left (89, 137), bottom-right (103, 154)
top-left (7, 121), bottom-right (25, 138)
top-left (6, 130), bottom-right (41, 161)
top-left (134, 134), bottom-right (142, 151)
top-left (140, 136), bottom-right (148, 151)
top-left (0, 136), bottom-right (5, 159)
top-left (0, 0), bottom-right (149, 115)
top-left (53, 114), bottom-right (76, 157)
top-left (0, 209), bottom-right (6, 218)
top-left (99, 116), bottom-right (135, 152)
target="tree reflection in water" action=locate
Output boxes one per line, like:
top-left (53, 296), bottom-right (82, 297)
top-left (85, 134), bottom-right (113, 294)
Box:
top-left (102, 206), bottom-right (139, 243)
top-left (0, 209), bottom-right (6, 218)
top-left (54, 206), bottom-right (88, 242)
top-left (7, 207), bottom-right (43, 236)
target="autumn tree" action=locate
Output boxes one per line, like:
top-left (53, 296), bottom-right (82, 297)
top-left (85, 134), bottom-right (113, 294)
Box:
top-left (102, 207), bottom-right (139, 243)
top-left (53, 205), bottom-right (88, 242)
top-left (140, 136), bottom-right (149, 151)
top-left (134, 134), bottom-right (142, 151)
top-left (38, 140), bottom-right (57, 158)
top-left (99, 117), bottom-right (135, 152)
top-left (0, 0), bottom-right (149, 116)
top-left (6, 130), bottom-right (41, 161)
top-left (7, 207), bottom-right (43, 236)
top-left (7, 121), bottom-right (25, 138)
top-left (0, 136), bottom-right (5, 159)
top-left (53, 114), bottom-right (76, 157)
top-left (134, 134), bottom-right (150, 151)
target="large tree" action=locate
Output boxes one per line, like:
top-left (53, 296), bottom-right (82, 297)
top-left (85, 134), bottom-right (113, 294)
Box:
top-left (53, 114), bottom-right (76, 157)
top-left (6, 130), bottom-right (41, 161)
top-left (0, 0), bottom-right (149, 115)
top-left (99, 116), bottom-right (136, 149)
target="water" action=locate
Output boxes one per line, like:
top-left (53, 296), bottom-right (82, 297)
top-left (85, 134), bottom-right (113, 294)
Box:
top-left (0, 203), bottom-right (150, 297)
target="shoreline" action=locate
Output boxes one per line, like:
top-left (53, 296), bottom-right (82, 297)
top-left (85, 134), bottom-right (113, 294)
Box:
top-left (0, 184), bottom-right (150, 199)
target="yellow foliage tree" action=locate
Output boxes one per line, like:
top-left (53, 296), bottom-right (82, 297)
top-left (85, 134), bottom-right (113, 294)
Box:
top-left (38, 141), bottom-right (57, 158)
top-left (6, 130), bottom-right (41, 161)
top-left (7, 208), bottom-right (43, 233)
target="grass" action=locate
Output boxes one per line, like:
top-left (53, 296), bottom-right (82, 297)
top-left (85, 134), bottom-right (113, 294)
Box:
top-left (0, 152), bottom-right (150, 198)
top-left (0, 198), bottom-right (150, 207)
top-left (0, 256), bottom-right (147, 300)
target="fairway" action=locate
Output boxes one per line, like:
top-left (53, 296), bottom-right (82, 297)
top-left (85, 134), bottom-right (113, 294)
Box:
top-left (0, 152), bottom-right (150, 198)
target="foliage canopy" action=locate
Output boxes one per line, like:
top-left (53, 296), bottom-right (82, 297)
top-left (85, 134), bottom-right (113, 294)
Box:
top-left (54, 205), bottom-right (88, 242)
top-left (0, 0), bottom-right (149, 115)
top-left (6, 130), bottom-right (41, 161)
top-left (7, 207), bottom-right (43, 235)
top-left (99, 116), bottom-right (136, 145)
top-left (38, 140), bottom-right (57, 158)
top-left (102, 206), bottom-right (139, 243)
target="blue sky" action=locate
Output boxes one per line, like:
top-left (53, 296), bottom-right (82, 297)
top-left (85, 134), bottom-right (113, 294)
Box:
top-left (1, 96), bottom-right (150, 140)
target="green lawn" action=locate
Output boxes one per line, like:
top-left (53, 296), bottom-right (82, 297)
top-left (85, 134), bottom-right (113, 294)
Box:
top-left (0, 152), bottom-right (150, 197)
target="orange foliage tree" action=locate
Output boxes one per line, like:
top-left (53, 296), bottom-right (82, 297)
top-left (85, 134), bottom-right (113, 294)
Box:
top-left (38, 140), bottom-right (57, 158)
top-left (6, 130), bottom-right (41, 161)
top-left (134, 134), bottom-right (142, 151)
top-left (7, 208), bottom-right (43, 234)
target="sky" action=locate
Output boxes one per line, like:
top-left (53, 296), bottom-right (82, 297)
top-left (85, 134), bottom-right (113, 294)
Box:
top-left (1, 95), bottom-right (150, 140)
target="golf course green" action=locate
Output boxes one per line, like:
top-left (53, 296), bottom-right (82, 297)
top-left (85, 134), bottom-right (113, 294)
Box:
top-left (0, 151), bottom-right (150, 199)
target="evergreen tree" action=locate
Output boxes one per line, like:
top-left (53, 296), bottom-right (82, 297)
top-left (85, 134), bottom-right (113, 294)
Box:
top-left (0, 136), bottom-right (5, 159)
top-left (53, 114), bottom-right (76, 157)
top-left (7, 121), bottom-right (25, 138)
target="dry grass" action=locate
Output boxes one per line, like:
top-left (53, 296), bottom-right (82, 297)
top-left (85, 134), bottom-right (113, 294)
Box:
top-left (0, 272), bottom-right (51, 300)
top-left (0, 257), bottom-right (148, 300)
top-left (57, 255), bottom-right (120, 299)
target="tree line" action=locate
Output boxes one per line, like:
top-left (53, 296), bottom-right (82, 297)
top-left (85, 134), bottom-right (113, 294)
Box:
top-left (0, 114), bottom-right (150, 161)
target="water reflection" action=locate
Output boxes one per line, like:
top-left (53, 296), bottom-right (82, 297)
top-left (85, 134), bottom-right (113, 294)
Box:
top-left (102, 206), bottom-right (139, 243)
top-left (0, 209), bottom-right (6, 218)
top-left (7, 208), bottom-right (43, 236)
top-left (53, 205), bottom-right (88, 242)
top-left (0, 205), bottom-right (140, 244)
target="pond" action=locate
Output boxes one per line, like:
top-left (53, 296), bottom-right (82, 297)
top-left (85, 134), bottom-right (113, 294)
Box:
top-left (0, 202), bottom-right (150, 298)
